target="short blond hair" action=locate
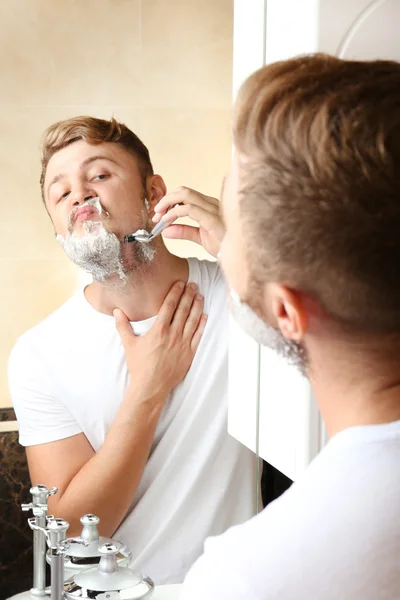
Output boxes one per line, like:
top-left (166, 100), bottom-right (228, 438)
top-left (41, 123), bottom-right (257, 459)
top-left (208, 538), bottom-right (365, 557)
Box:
top-left (40, 116), bottom-right (153, 200)
top-left (234, 53), bottom-right (400, 333)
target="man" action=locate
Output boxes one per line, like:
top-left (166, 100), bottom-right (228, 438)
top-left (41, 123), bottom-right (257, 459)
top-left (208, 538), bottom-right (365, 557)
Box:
top-left (8, 116), bottom-right (256, 585)
top-left (157, 54), bottom-right (400, 599)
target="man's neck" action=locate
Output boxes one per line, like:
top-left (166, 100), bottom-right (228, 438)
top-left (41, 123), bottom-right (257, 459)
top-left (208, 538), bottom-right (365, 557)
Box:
top-left (307, 333), bottom-right (400, 438)
top-left (84, 245), bottom-right (189, 322)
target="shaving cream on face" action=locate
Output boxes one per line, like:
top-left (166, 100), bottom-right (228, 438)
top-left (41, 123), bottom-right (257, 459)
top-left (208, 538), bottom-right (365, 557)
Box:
top-left (67, 196), bottom-right (104, 233)
top-left (58, 195), bottom-right (157, 281)
top-left (131, 195), bottom-right (157, 263)
top-left (134, 229), bottom-right (148, 238)
top-left (229, 288), bottom-right (307, 375)
top-left (57, 216), bottom-right (156, 282)
top-left (88, 196), bottom-right (103, 214)
top-left (127, 228), bottom-right (157, 262)
top-left (57, 221), bottom-right (126, 282)
top-left (139, 240), bottom-right (156, 261)
top-left (91, 197), bottom-right (110, 218)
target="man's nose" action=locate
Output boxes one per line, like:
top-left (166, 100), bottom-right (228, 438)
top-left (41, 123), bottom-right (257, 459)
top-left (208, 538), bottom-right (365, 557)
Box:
top-left (71, 185), bottom-right (96, 206)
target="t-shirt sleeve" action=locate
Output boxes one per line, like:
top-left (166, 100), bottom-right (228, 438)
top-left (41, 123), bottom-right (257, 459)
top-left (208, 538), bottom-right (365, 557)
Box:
top-left (8, 336), bottom-right (82, 447)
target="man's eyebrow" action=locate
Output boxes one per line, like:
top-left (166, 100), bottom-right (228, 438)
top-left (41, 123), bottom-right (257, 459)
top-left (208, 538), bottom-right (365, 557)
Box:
top-left (47, 155), bottom-right (118, 193)
top-left (80, 155), bottom-right (119, 169)
top-left (47, 172), bottom-right (65, 190)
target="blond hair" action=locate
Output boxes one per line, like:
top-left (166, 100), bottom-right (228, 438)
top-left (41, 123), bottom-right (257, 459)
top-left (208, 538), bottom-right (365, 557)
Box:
top-left (40, 116), bottom-right (153, 200)
top-left (234, 53), bottom-right (400, 333)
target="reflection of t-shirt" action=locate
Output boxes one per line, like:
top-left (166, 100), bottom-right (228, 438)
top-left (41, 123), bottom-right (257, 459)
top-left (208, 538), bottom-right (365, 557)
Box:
top-left (182, 418), bottom-right (400, 600)
top-left (9, 258), bottom-right (256, 585)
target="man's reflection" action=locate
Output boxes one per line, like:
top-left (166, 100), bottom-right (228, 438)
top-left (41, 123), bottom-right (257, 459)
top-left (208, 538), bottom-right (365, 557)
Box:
top-left (8, 116), bottom-right (256, 585)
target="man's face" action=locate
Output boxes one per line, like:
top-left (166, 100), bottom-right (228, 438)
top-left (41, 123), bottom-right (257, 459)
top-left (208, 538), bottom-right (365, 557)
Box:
top-left (220, 150), bottom-right (306, 372)
top-left (44, 139), bottom-right (147, 239)
top-left (44, 140), bottom-right (155, 281)
top-left (219, 150), bottom-right (253, 305)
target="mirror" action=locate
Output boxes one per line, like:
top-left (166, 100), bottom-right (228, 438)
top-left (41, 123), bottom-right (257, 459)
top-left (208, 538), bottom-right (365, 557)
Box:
top-left (0, 1), bottom-right (259, 598)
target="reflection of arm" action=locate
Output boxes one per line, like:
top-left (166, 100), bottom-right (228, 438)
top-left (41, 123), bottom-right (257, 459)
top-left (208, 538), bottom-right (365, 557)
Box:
top-left (9, 335), bottom-right (168, 538)
top-left (26, 388), bottom-right (167, 537)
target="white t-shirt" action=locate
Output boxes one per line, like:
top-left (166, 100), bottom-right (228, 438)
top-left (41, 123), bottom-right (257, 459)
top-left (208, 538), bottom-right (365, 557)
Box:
top-left (8, 258), bottom-right (256, 585)
top-left (182, 418), bottom-right (400, 600)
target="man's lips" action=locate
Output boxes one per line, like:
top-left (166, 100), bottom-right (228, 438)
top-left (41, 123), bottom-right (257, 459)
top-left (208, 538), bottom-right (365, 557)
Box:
top-left (74, 206), bottom-right (99, 224)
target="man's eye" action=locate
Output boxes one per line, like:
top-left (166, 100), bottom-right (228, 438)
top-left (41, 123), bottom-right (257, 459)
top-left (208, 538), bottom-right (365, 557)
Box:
top-left (58, 191), bottom-right (70, 202)
top-left (93, 173), bottom-right (109, 181)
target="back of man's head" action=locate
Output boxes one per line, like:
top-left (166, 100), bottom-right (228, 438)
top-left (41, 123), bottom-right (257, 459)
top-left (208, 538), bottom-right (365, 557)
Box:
top-left (234, 53), bottom-right (400, 338)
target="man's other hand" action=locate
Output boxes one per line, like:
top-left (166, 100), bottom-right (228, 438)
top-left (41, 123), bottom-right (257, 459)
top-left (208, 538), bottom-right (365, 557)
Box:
top-left (114, 281), bottom-right (207, 401)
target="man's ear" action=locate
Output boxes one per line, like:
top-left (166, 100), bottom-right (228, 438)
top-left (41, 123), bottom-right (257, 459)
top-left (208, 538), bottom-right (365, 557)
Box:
top-left (265, 283), bottom-right (308, 341)
top-left (146, 175), bottom-right (167, 218)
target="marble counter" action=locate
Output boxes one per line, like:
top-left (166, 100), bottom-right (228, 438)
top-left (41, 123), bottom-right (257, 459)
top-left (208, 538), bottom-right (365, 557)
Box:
top-left (0, 408), bottom-right (35, 598)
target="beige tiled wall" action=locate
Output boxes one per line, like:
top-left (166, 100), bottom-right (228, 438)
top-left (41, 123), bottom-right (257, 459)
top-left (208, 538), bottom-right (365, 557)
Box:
top-left (0, 0), bottom-right (233, 408)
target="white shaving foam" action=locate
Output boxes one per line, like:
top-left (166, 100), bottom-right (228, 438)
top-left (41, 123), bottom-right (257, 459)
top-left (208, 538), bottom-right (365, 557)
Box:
top-left (88, 196), bottom-right (103, 214)
top-left (229, 288), bottom-right (306, 375)
top-left (140, 242), bottom-right (156, 261)
top-left (134, 229), bottom-right (149, 237)
top-left (57, 221), bottom-right (127, 282)
top-left (130, 228), bottom-right (156, 261)
top-left (58, 196), bottom-right (156, 280)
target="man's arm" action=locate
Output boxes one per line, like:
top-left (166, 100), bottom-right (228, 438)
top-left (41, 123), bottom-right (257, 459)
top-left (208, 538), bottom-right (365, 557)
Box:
top-left (26, 281), bottom-right (207, 537)
top-left (27, 386), bottom-right (169, 537)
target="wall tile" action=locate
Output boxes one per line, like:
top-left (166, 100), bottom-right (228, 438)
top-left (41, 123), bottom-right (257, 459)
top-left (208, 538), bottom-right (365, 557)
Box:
top-left (0, 0), bottom-right (142, 107)
top-left (141, 0), bottom-right (233, 109)
top-left (137, 107), bottom-right (232, 195)
top-left (0, 258), bottom-right (83, 408)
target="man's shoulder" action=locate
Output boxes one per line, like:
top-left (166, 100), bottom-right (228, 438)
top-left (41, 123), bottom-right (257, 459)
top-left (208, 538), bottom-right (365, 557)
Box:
top-left (11, 291), bottom-right (84, 356)
top-left (188, 258), bottom-right (226, 298)
top-left (189, 257), bottom-right (220, 276)
top-left (187, 258), bottom-right (227, 321)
